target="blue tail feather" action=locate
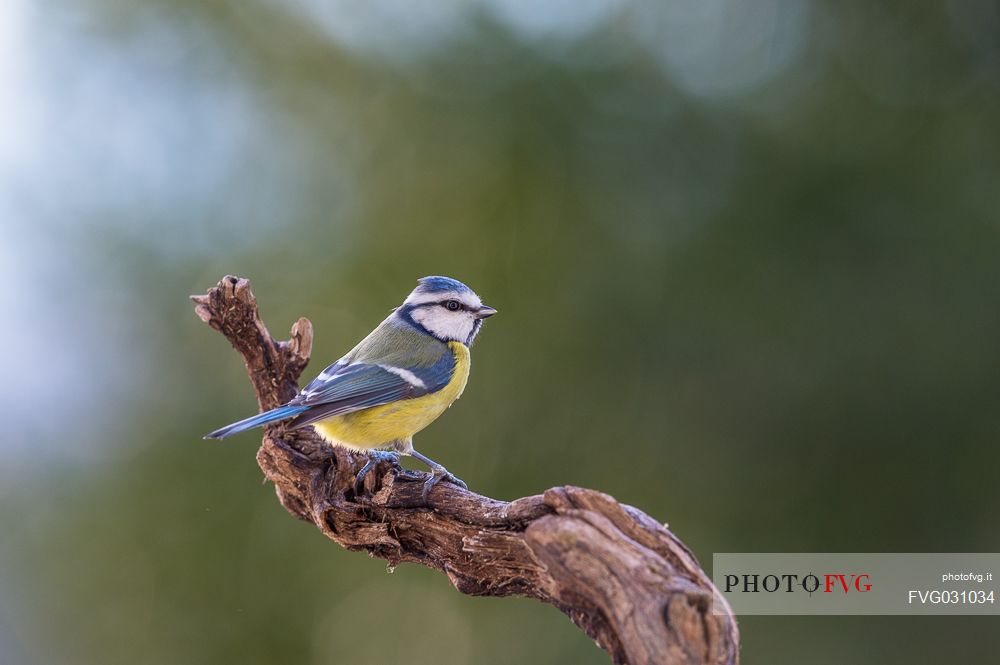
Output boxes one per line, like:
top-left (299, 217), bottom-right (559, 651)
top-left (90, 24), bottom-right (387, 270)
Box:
top-left (204, 405), bottom-right (309, 440)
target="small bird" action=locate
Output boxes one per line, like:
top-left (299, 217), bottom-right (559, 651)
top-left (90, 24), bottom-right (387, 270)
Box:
top-left (205, 276), bottom-right (497, 501)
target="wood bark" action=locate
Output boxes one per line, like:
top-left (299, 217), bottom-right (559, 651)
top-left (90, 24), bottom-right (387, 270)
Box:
top-left (192, 275), bottom-right (739, 665)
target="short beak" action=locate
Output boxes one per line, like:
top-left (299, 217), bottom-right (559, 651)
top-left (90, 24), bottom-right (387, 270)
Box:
top-left (476, 305), bottom-right (498, 319)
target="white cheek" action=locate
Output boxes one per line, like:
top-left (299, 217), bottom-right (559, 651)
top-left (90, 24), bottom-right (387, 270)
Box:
top-left (412, 308), bottom-right (474, 342)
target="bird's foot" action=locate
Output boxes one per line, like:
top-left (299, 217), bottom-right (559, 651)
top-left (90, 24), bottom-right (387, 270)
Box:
top-left (421, 464), bottom-right (467, 504)
top-left (354, 450), bottom-right (401, 496)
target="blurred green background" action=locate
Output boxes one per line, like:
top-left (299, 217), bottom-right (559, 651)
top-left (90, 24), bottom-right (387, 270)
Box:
top-left (2, 0), bottom-right (1000, 663)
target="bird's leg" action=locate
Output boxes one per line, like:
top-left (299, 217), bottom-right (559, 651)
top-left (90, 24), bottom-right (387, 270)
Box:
top-left (409, 450), bottom-right (467, 503)
top-left (354, 449), bottom-right (401, 496)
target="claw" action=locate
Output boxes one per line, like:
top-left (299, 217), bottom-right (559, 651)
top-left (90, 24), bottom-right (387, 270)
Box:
top-left (354, 450), bottom-right (401, 496)
top-left (420, 465), bottom-right (467, 504)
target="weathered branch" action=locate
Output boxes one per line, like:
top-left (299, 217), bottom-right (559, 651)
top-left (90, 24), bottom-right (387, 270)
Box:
top-left (193, 275), bottom-right (739, 665)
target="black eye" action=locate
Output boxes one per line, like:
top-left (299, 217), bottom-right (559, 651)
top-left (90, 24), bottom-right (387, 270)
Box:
top-left (444, 300), bottom-right (461, 311)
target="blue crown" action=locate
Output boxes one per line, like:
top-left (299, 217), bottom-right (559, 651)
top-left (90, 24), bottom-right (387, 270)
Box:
top-left (414, 276), bottom-right (473, 295)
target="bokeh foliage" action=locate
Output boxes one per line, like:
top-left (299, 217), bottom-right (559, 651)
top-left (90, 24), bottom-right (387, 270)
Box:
top-left (2, 0), bottom-right (1000, 663)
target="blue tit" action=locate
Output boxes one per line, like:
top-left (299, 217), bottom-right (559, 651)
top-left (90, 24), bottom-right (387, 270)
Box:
top-left (205, 276), bottom-right (497, 501)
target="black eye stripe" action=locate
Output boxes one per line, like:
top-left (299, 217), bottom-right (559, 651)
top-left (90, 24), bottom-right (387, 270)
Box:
top-left (440, 299), bottom-right (465, 311)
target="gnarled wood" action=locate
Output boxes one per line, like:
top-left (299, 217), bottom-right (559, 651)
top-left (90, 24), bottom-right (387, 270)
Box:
top-left (193, 275), bottom-right (739, 665)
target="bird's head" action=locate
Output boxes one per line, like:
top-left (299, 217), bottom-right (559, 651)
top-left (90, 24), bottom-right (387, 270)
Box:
top-left (398, 276), bottom-right (497, 345)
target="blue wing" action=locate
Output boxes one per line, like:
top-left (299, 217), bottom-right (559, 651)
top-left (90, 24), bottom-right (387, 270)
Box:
top-left (284, 354), bottom-right (455, 429)
top-left (203, 314), bottom-right (456, 440)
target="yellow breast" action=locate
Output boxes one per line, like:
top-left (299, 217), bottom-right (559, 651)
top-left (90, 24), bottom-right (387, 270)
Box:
top-left (312, 341), bottom-right (470, 450)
